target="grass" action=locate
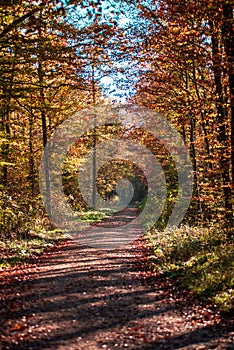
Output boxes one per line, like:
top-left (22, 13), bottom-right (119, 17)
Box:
top-left (146, 225), bottom-right (234, 312)
top-left (76, 209), bottom-right (113, 222)
top-left (0, 209), bottom-right (113, 269)
top-left (71, 208), bottom-right (114, 223)
top-left (0, 229), bottom-right (68, 269)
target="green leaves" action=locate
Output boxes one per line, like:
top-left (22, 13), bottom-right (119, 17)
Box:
top-left (146, 225), bottom-right (234, 312)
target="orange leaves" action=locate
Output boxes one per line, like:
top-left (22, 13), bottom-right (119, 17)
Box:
top-left (12, 323), bottom-right (25, 331)
top-left (133, 0), bottom-right (233, 225)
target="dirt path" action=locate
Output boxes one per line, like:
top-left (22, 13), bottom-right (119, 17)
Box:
top-left (0, 211), bottom-right (233, 349)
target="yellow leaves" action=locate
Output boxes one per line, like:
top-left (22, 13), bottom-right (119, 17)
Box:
top-left (170, 26), bottom-right (180, 34)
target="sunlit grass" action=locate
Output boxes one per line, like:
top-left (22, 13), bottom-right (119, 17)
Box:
top-left (146, 225), bottom-right (234, 312)
top-left (0, 229), bottom-right (67, 269)
top-left (75, 209), bottom-right (113, 222)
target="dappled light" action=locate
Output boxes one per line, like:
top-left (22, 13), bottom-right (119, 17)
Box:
top-left (0, 0), bottom-right (233, 348)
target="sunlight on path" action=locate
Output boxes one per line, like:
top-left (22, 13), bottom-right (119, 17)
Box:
top-left (0, 215), bottom-right (233, 350)
top-left (74, 207), bottom-right (144, 249)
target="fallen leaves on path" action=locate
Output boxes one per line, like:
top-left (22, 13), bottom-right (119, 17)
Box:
top-left (0, 237), bottom-right (233, 350)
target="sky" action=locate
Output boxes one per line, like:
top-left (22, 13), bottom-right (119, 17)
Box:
top-left (66, 0), bottom-right (149, 102)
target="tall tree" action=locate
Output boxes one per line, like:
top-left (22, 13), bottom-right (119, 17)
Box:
top-left (133, 0), bottom-right (233, 226)
top-left (222, 1), bottom-right (234, 186)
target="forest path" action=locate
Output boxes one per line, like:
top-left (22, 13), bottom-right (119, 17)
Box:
top-left (0, 210), bottom-right (233, 349)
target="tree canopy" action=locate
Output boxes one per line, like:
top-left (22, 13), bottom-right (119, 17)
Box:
top-left (0, 0), bottom-right (233, 239)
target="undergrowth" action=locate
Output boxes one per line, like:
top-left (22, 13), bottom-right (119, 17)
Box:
top-left (0, 229), bottom-right (67, 269)
top-left (146, 225), bottom-right (234, 312)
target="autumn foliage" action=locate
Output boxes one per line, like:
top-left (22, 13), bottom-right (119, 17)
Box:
top-left (0, 1), bottom-right (233, 257)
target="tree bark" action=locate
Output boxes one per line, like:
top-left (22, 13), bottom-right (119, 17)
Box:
top-left (29, 104), bottom-right (35, 196)
top-left (92, 61), bottom-right (97, 209)
top-left (222, 3), bottom-right (234, 187)
top-left (1, 48), bottom-right (17, 186)
top-left (190, 117), bottom-right (203, 222)
top-left (38, 22), bottom-right (51, 216)
top-left (210, 20), bottom-right (233, 225)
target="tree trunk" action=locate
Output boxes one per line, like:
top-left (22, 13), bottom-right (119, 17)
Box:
top-left (92, 61), bottom-right (97, 209)
top-left (38, 21), bottom-right (51, 216)
top-left (1, 48), bottom-right (17, 186)
top-left (210, 20), bottom-right (233, 225)
top-left (29, 104), bottom-right (35, 196)
top-left (190, 117), bottom-right (203, 222)
top-left (222, 3), bottom-right (234, 191)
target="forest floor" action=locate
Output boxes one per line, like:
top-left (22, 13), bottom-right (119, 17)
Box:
top-left (0, 209), bottom-right (233, 350)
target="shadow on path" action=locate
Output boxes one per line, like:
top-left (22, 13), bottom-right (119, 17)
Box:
top-left (0, 210), bottom-right (233, 349)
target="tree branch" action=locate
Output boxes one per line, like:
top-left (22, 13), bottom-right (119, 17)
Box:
top-left (0, 3), bottom-right (44, 39)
